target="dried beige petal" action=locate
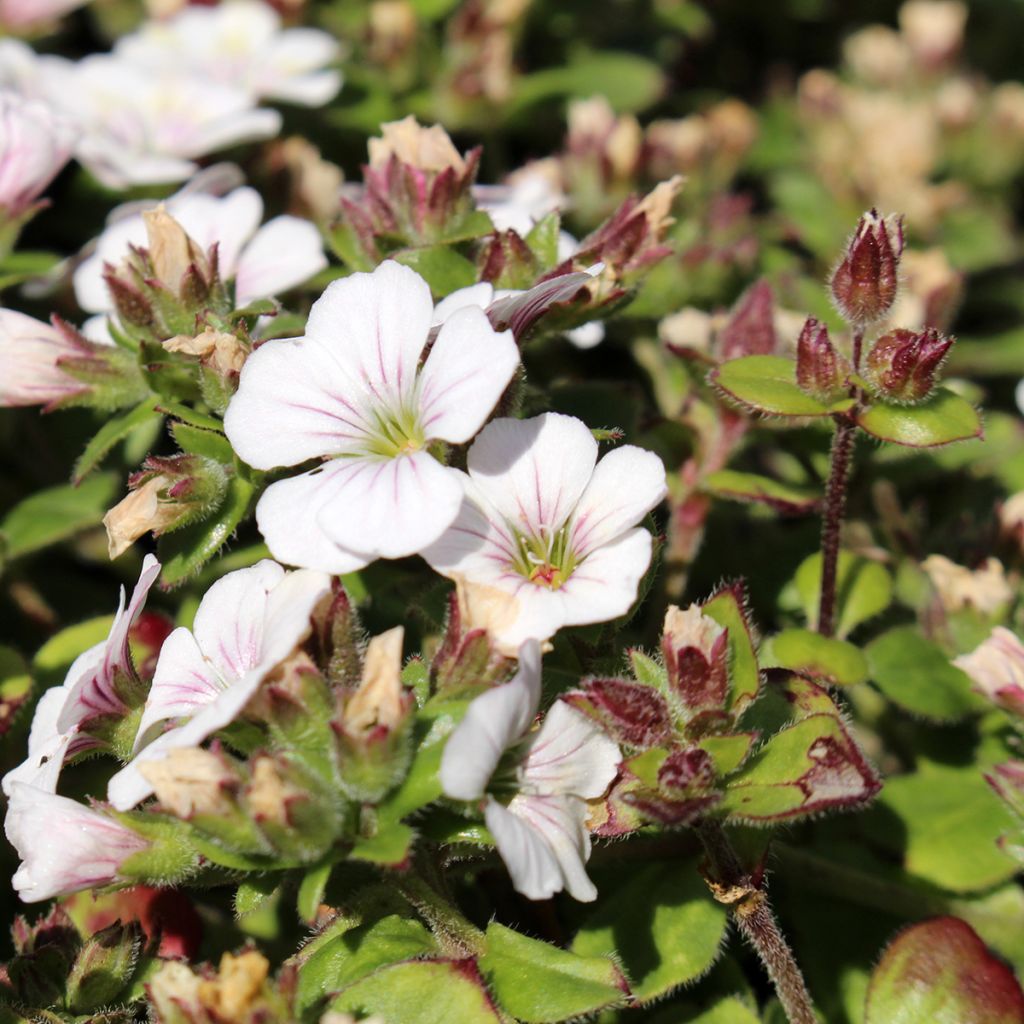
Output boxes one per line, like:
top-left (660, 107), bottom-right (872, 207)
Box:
top-left (368, 116), bottom-right (465, 174)
top-left (103, 476), bottom-right (177, 559)
top-left (345, 626), bottom-right (406, 733)
top-left (198, 951), bottom-right (269, 1020)
top-left (922, 555), bottom-right (1012, 615)
top-left (143, 206), bottom-right (206, 293)
top-left (663, 604), bottom-right (724, 658)
top-left (139, 748), bottom-right (237, 819)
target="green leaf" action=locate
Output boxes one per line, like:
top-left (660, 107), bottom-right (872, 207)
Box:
top-left (408, 0), bottom-right (461, 21)
top-left (73, 399), bottom-right (162, 483)
top-left (350, 820), bottom-right (415, 866)
top-left (329, 958), bottom-right (501, 1022)
top-left (0, 472), bottom-right (120, 561)
top-left (394, 246), bottom-right (478, 296)
top-left (0, 249), bottom-right (60, 289)
top-left (865, 918), bottom-right (1024, 1024)
top-left (720, 714), bottom-right (880, 824)
top-left (630, 649), bottom-right (670, 696)
top-left (573, 860), bottom-right (727, 1003)
top-left (170, 420), bottom-right (234, 463)
top-left (762, 628), bottom-right (869, 687)
top-left (711, 355), bottom-right (841, 417)
top-left (701, 584), bottom-right (760, 713)
top-left (480, 923), bottom-right (626, 1022)
top-left (297, 914), bottom-right (439, 1011)
top-left (865, 627), bottom-right (981, 721)
top-left (32, 615), bottom-right (113, 689)
top-left (794, 551), bottom-right (893, 638)
top-left (235, 876), bottom-right (281, 917)
top-left (697, 733), bottom-right (757, 776)
top-left (525, 212), bottom-right (560, 266)
top-left (157, 475), bottom-right (255, 586)
top-left (704, 469), bottom-right (820, 514)
top-left (856, 389), bottom-right (983, 448)
top-left (297, 860), bottom-right (334, 924)
top-left (868, 762), bottom-right (1019, 892)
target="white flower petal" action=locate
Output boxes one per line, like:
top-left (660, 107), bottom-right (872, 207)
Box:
top-left (303, 260), bottom-right (433, 409)
top-left (224, 334), bottom-right (374, 469)
top-left (263, 69), bottom-right (342, 107)
top-left (235, 215), bottom-right (327, 307)
top-left (173, 187), bottom-right (263, 279)
top-left (560, 528), bottom-right (653, 627)
top-left (254, 464), bottom-right (370, 574)
top-left (431, 283), bottom-right (495, 327)
top-left (440, 640), bottom-right (541, 801)
top-left (1, 689), bottom-right (73, 796)
top-left (418, 307), bottom-right (518, 444)
top-left (570, 445), bottom-right (666, 558)
top-left (318, 451), bottom-right (464, 560)
top-left (260, 567), bottom-right (331, 667)
top-left (566, 322), bottom-right (605, 349)
top-left (523, 701), bottom-right (621, 799)
top-left (485, 796), bottom-right (565, 901)
top-left (467, 413), bottom-right (598, 537)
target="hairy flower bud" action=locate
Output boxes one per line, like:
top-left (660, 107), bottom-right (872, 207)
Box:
top-left (830, 210), bottom-right (904, 326)
top-left (864, 326), bottom-right (954, 403)
top-left (796, 317), bottom-right (849, 400)
top-left (66, 921), bottom-right (143, 1014)
top-left (662, 604), bottom-right (729, 725)
top-left (718, 279), bottom-right (777, 361)
top-left (564, 678), bottom-right (672, 750)
top-left (143, 206), bottom-right (209, 297)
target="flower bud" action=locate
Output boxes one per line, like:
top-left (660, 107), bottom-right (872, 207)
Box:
top-left (104, 454), bottom-right (228, 559)
top-left (662, 604), bottom-right (729, 723)
top-left (953, 628), bottom-right (1024, 718)
top-left (563, 678), bottom-right (672, 750)
top-left (922, 555), bottom-right (1012, 617)
top-left (66, 921), bottom-right (143, 1014)
top-left (143, 206), bottom-right (209, 298)
top-left (899, 0), bottom-right (967, 70)
top-left (985, 760), bottom-right (1024, 821)
top-left (1000, 492), bottom-right (1024, 553)
top-left (830, 210), bottom-right (904, 326)
top-left (796, 317), bottom-right (849, 400)
top-left (0, 310), bottom-right (92, 409)
top-left (718, 279), bottom-right (777, 361)
top-left (864, 326), bottom-right (954, 403)
top-left (431, 587), bottom-right (511, 694)
top-left (140, 747), bottom-right (242, 820)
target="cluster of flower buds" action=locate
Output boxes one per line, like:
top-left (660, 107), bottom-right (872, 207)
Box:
top-left (335, 117), bottom-right (484, 266)
top-left (863, 326), bottom-right (954, 403)
top-left (830, 209), bottom-right (904, 327)
top-left (796, 317), bottom-right (851, 401)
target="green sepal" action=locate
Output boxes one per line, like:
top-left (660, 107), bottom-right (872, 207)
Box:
top-left (394, 245), bottom-right (477, 296)
top-left (701, 583), bottom-right (761, 714)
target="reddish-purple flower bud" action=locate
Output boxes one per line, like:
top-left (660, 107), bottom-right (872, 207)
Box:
top-left (718, 279), bottom-right (777, 360)
top-left (796, 316), bottom-right (848, 400)
top-left (865, 326), bottom-right (954, 403)
top-left (830, 209), bottom-right (904, 325)
top-left (564, 678), bottom-right (672, 750)
top-left (658, 747), bottom-right (717, 797)
top-left (662, 604), bottom-right (729, 718)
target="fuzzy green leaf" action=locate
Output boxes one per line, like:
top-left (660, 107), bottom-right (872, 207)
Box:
top-left (297, 860), bottom-right (334, 924)
top-left (704, 469), bottom-right (820, 513)
top-left (350, 820), bottom-right (415, 866)
top-left (572, 860), bottom-right (728, 1003)
top-left (711, 355), bottom-right (840, 417)
top-left (763, 628), bottom-right (869, 686)
top-left (794, 551), bottom-right (892, 638)
top-left (73, 399), bottom-right (162, 483)
top-left (856, 389), bottom-right (983, 448)
top-left (170, 420), bottom-right (234, 463)
top-left (701, 585), bottom-right (760, 713)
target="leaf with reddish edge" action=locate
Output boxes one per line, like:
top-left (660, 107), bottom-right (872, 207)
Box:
top-left (865, 917), bottom-right (1024, 1024)
top-left (704, 468), bottom-right (821, 515)
top-left (719, 713), bottom-right (881, 824)
top-left (855, 388), bottom-right (982, 448)
top-left (711, 355), bottom-right (853, 418)
top-left (701, 583), bottom-right (761, 715)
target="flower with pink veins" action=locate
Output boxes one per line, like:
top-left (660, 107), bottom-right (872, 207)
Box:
top-left (0, 308), bottom-right (92, 407)
top-left (74, 184), bottom-right (327, 340)
top-left (223, 260), bottom-right (520, 573)
top-left (0, 0), bottom-right (90, 30)
top-left (1, 555), bottom-right (161, 797)
top-left (424, 412), bottom-right (667, 654)
top-left (440, 640), bottom-right (621, 901)
top-left (954, 627), bottom-right (1024, 717)
top-left (5, 784), bottom-right (149, 903)
top-left (107, 559), bottom-right (330, 810)
top-left (115, 0), bottom-right (342, 108)
top-left (0, 90), bottom-right (76, 219)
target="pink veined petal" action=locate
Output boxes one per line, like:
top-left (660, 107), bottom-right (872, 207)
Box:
top-left (558, 528), bottom-right (653, 629)
top-left (254, 464), bottom-right (371, 574)
top-left (440, 640), bottom-right (542, 801)
top-left (56, 554), bottom-right (161, 733)
top-left (431, 283), bottom-right (495, 327)
top-left (417, 306), bottom-right (519, 445)
top-left (260, 567), bottom-right (332, 667)
top-left (523, 701), bottom-right (621, 800)
top-left (133, 627), bottom-right (222, 753)
top-left (318, 450), bottom-right (464, 560)
top-left (224, 333), bottom-right (375, 470)
top-left (171, 187), bottom-right (262, 279)
top-left (191, 560), bottom-right (284, 680)
top-left (467, 414), bottom-right (598, 539)
top-left (303, 260), bottom-right (433, 411)
top-left (107, 666), bottom-right (271, 811)
top-left (484, 796), bottom-right (564, 901)
top-left (1, 688), bottom-right (77, 796)
top-left (504, 792), bottom-right (597, 902)
top-left (569, 445), bottom-right (667, 558)
top-left (235, 215), bottom-right (327, 307)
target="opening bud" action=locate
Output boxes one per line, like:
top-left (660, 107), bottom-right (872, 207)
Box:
top-left (864, 326), bottom-right (954, 403)
top-left (795, 317), bottom-right (849, 400)
top-left (142, 206), bottom-right (209, 299)
top-left (830, 209), bottom-right (904, 325)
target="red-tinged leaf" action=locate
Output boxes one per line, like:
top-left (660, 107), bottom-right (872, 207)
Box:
top-left (865, 917), bottom-right (1024, 1024)
top-left (700, 582), bottom-right (761, 714)
top-left (719, 712), bottom-right (881, 824)
top-left (564, 678), bottom-right (672, 749)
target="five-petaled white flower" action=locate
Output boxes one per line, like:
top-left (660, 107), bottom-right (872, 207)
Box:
top-left (108, 559), bottom-right (330, 810)
top-left (2, 555), bottom-right (162, 796)
top-left (224, 260), bottom-right (520, 573)
top-left (114, 0), bottom-right (342, 108)
top-left (441, 640), bottom-right (621, 901)
top-left (74, 185), bottom-right (327, 341)
top-left (5, 783), bottom-right (149, 903)
top-left (424, 412), bottom-right (666, 654)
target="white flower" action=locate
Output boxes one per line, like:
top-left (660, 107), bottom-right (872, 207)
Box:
top-left (108, 559), bottom-right (330, 810)
top-left (0, 308), bottom-right (88, 407)
top-left (954, 627), bottom-right (1024, 715)
top-left (74, 184), bottom-right (327, 333)
top-left (0, 0), bottom-right (90, 29)
top-left (424, 413), bottom-right (666, 654)
top-left (115, 0), bottom-right (341, 107)
top-left (0, 90), bottom-right (76, 217)
top-left (5, 783), bottom-right (149, 903)
top-left (440, 640), bottom-right (621, 901)
top-left (223, 260), bottom-right (520, 573)
top-left (1, 555), bottom-right (161, 796)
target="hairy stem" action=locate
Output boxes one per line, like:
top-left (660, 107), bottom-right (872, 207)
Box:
top-left (851, 327), bottom-right (865, 372)
top-left (817, 415), bottom-right (856, 638)
top-left (697, 820), bottom-right (817, 1024)
top-left (395, 867), bottom-right (486, 957)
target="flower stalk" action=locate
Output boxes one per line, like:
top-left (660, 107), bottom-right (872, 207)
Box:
top-left (817, 413), bottom-right (857, 638)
